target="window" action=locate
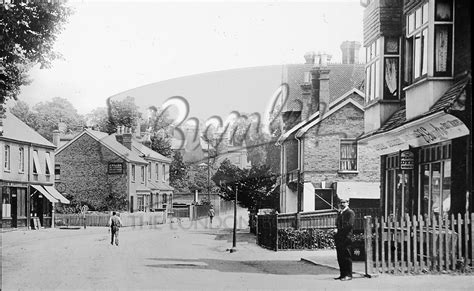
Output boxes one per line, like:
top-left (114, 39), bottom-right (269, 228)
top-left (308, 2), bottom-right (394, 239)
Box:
top-left (45, 152), bottom-right (52, 175)
top-left (383, 37), bottom-right (400, 100)
top-left (137, 195), bottom-right (145, 212)
top-left (2, 187), bottom-right (11, 218)
top-left (365, 38), bottom-right (381, 103)
top-left (385, 154), bottom-right (411, 219)
top-left (4, 145), bottom-right (10, 171)
top-left (131, 165), bottom-right (136, 182)
top-left (19, 147), bottom-right (25, 173)
top-left (156, 163), bottom-right (159, 181)
top-left (419, 142), bottom-right (451, 219)
top-left (405, 1), bottom-right (453, 84)
top-left (141, 166), bottom-right (145, 183)
top-left (315, 189), bottom-right (335, 211)
top-left (340, 140), bottom-right (357, 171)
top-left (162, 164), bottom-right (166, 182)
top-left (148, 162), bottom-right (151, 180)
top-left (55, 164), bottom-right (61, 180)
top-left (32, 150), bottom-right (42, 175)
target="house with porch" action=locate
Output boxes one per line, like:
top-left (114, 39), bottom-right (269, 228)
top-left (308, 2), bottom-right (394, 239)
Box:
top-left (54, 127), bottom-right (172, 213)
top-left (1, 110), bottom-right (69, 229)
top-left (277, 44), bottom-right (380, 214)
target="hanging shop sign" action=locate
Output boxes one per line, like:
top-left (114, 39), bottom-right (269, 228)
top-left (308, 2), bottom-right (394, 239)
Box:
top-left (400, 151), bottom-right (415, 170)
top-left (366, 112), bottom-right (470, 155)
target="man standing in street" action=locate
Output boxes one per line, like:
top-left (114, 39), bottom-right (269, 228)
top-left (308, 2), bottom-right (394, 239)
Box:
top-left (334, 198), bottom-right (355, 281)
top-left (108, 211), bottom-right (123, 246)
top-left (208, 205), bottom-right (215, 226)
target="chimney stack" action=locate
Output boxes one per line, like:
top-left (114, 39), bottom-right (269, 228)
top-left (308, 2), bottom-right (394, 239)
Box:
top-left (304, 51), bottom-right (315, 65)
top-left (52, 130), bottom-right (61, 146)
top-left (340, 41), bottom-right (361, 64)
top-left (312, 52), bottom-right (331, 113)
top-left (122, 127), bottom-right (132, 150)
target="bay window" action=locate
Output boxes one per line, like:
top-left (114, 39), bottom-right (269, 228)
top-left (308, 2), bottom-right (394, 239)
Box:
top-left (405, 0), bottom-right (453, 84)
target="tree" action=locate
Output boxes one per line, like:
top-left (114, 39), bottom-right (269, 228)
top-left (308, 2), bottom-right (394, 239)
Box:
top-left (1, 1), bottom-right (72, 105)
top-left (150, 134), bottom-right (172, 158)
top-left (106, 96), bottom-right (141, 133)
top-left (32, 97), bottom-right (85, 141)
top-left (169, 151), bottom-right (188, 192)
top-left (212, 159), bottom-right (278, 212)
top-left (9, 100), bottom-right (38, 129)
top-left (85, 107), bottom-right (110, 132)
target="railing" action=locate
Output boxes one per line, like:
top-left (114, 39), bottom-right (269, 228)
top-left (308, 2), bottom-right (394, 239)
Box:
top-left (364, 213), bottom-right (474, 275)
top-left (55, 211), bottom-right (167, 227)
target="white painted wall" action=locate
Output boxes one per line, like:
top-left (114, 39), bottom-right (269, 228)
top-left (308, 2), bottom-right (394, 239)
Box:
top-left (303, 182), bottom-right (315, 212)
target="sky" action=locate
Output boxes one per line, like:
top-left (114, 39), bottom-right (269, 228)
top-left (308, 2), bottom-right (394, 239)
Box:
top-left (16, 0), bottom-right (365, 121)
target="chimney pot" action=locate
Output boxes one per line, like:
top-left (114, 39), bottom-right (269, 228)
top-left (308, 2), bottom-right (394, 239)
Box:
top-left (304, 51), bottom-right (315, 64)
top-left (52, 130), bottom-right (60, 146)
top-left (340, 41), bottom-right (361, 64)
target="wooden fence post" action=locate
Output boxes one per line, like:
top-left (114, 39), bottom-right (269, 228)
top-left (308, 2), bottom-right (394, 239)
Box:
top-left (364, 215), bottom-right (373, 277)
top-left (275, 213), bottom-right (279, 251)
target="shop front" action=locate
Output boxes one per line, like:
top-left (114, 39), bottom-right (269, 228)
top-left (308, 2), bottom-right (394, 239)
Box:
top-left (1, 184), bottom-right (28, 228)
top-left (364, 112), bottom-right (471, 219)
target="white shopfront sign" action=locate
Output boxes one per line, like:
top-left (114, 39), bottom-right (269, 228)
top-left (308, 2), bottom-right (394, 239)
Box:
top-left (365, 112), bottom-right (470, 155)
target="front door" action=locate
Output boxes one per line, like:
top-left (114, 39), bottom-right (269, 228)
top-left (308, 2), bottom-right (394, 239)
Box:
top-left (11, 191), bottom-right (17, 228)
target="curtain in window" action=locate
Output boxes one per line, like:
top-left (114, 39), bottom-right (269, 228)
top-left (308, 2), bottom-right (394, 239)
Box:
top-left (340, 142), bottom-right (357, 171)
top-left (435, 26), bottom-right (449, 73)
top-left (384, 58), bottom-right (398, 97)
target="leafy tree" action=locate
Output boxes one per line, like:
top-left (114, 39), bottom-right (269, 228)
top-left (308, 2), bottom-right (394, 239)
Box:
top-left (106, 96), bottom-right (141, 133)
top-left (10, 100), bottom-right (38, 129)
top-left (85, 107), bottom-right (110, 132)
top-left (150, 134), bottom-right (172, 157)
top-left (32, 97), bottom-right (85, 141)
top-left (1, 1), bottom-right (72, 105)
top-left (212, 159), bottom-right (277, 212)
top-left (170, 151), bottom-right (188, 191)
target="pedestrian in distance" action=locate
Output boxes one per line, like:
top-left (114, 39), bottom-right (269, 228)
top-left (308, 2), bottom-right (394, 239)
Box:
top-left (208, 205), bottom-right (215, 226)
top-left (108, 211), bottom-right (123, 246)
top-left (334, 198), bottom-right (355, 281)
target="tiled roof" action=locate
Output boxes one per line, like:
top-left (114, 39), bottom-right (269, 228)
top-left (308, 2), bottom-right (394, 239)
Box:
top-left (374, 74), bottom-right (471, 135)
top-left (283, 63), bottom-right (365, 111)
top-left (148, 181), bottom-right (174, 191)
top-left (1, 110), bottom-right (55, 148)
top-left (84, 130), bottom-right (148, 164)
top-left (132, 140), bottom-right (171, 163)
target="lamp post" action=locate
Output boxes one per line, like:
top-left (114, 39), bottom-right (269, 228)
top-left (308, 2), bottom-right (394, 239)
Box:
top-left (207, 140), bottom-right (211, 203)
top-left (230, 184), bottom-right (238, 253)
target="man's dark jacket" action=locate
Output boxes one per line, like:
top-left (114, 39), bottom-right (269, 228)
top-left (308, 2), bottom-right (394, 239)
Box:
top-left (334, 208), bottom-right (355, 247)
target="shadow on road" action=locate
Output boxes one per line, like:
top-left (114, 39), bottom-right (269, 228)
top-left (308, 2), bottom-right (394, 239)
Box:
top-left (144, 257), bottom-right (338, 275)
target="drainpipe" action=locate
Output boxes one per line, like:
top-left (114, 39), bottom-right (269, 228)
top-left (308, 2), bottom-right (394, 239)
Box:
top-left (295, 134), bottom-right (303, 214)
top-left (27, 143), bottom-right (31, 230)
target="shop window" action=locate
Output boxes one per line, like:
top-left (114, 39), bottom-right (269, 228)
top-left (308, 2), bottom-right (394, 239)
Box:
top-left (131, 165), bottom-right (136, 182)
top-left (17, 188), bottom-right (26, 217)
top-left (4, 145), bottom-right (10, 171)
top-left (419, 142), bottom-right (451, 219)
top-left (2, 187), bottom-right (11, 218)
top-left (385, 154), bottom-right (411, 219)
top-left (340, 140), bottom-right (357, 171)
top-left (19, 147), bottom-right (25, 173)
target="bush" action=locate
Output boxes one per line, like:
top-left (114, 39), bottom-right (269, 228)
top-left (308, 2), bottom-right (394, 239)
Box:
top-left (277, 228), bottom-right (336, 250)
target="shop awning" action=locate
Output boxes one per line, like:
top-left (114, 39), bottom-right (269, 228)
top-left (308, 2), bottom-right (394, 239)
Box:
top-left (31, 185), bottom-right (57, 203)
top-left (364, 112), bottom-right (469, 155)
top-left (136, 185), bottom-right (152, 193)
top-left (335, 182), bottom-right (380, 201)
top-left (44, 186), bottom-right (70, 204)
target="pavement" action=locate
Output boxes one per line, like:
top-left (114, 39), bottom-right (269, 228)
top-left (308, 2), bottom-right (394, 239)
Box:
top-left (301, 250), bottom-right (368, 277)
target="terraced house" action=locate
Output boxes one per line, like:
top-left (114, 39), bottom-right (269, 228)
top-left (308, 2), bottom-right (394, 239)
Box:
top-left (1, 110), bottom-right (69, 229)
top-left (54, 127), bottom-right (172, 214)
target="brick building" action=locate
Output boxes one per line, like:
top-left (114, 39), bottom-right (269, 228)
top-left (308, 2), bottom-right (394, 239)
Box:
top-left (55, 127), bottom-right (172, 213)
top-left (1, 110), bottom-right (69, 229)
top-left (277, 44), bottom-right (380, 213)
top-left (359, 0), bottom-right (471, 219)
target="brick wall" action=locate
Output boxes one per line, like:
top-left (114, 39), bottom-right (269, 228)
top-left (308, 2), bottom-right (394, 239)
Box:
top-left (55, 133), bottom-right (129, 210)
top-left (302, 103), bottom-right (380, 186)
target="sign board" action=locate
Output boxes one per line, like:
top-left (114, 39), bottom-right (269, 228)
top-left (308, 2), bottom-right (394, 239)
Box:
top-left (400, 151), bottom-right (415, 170)
top-left (108, 162), bottom-right (124, 174)
top-left (367, 113), bottom-right (469, 155)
